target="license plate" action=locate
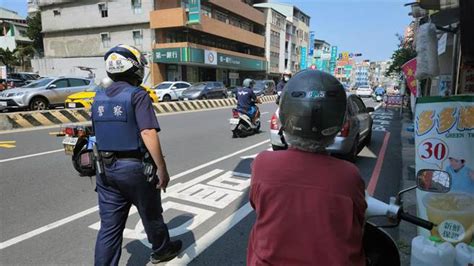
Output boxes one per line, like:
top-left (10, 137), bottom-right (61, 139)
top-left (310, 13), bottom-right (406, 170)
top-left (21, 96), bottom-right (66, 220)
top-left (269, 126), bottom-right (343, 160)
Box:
top-left (229, 118), bottom-right (239, 125)
top-left (0, 101), bottom-right (7, 107)
top-left (62, 137), bottom-right (78, 145)
top-left (68, 102), bottom-right (76, 108)
top-left (184, 98), bottom-right (189, 101)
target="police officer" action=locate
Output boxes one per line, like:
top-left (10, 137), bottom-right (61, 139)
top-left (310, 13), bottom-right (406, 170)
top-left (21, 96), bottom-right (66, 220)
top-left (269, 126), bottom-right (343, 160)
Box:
top-left (91, 45), bottom-right (181, 265)
top-left (236, 78), bottom-right (261, 123)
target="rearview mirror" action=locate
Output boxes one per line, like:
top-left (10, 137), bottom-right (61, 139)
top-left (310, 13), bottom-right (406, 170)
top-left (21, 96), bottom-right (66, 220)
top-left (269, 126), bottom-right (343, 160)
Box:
top-left (416, 170), bottom-right (451, 193)
top-left (366, 107), bottom-right (375, 113)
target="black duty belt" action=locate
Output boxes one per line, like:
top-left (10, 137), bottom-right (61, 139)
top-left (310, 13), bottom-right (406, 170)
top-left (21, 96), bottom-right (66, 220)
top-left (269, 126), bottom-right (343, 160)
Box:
top-left (101, 151), bottom-right (143, 160)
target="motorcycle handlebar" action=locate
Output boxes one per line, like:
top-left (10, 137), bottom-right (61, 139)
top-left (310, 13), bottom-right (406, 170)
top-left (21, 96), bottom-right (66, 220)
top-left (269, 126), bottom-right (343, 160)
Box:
top-left (399, 211), bottom-right (434, 230)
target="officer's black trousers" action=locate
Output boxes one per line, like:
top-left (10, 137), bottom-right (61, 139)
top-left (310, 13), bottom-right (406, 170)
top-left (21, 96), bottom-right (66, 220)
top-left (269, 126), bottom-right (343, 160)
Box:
top-left (94, 159), bottom-right (169, 266)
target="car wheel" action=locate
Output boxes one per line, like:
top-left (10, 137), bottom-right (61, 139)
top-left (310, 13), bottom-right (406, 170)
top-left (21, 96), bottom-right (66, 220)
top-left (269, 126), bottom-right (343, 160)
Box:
top-left (29, 97), bottom-right (48, 111)
top-left (163, 95), bottom-right (172, 102)
top-left (343, 136), bottom-right (359, 163)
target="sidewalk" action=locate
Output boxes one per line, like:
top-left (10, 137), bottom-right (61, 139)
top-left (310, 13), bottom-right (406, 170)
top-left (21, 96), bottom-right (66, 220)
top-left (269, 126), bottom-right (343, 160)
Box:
top-left (397, 108), bottom-right (417, 265)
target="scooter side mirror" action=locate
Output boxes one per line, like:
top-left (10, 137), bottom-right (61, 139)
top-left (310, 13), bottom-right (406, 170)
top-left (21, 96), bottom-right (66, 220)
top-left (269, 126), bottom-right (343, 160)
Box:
top-left (416, 169), bottom-right (451, 193)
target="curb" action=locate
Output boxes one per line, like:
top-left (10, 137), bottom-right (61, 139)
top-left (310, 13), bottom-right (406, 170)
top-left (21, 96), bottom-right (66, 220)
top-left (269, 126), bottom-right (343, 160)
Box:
top-left (0, 95), bottom-right (277, 131)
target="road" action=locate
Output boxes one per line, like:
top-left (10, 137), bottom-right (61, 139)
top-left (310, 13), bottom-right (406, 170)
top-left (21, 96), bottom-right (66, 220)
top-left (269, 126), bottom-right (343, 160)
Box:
top-left (0, 98), bottom-right (404, 265)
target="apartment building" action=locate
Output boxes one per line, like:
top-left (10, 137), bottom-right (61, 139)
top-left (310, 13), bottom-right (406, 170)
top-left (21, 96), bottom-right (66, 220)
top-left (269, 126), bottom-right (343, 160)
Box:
top-left (31, 0), bottom-right (154, 82)
top-left (0, 7), bottom-right (32, 51)
top-left (254, 2), bottom-right (310, 74)
top-left (254, 4), bottom-right (286, 80)
top-left (150, 0), bottom-right (267, 86)
top-left (313, 39), bottom-right (331, 73)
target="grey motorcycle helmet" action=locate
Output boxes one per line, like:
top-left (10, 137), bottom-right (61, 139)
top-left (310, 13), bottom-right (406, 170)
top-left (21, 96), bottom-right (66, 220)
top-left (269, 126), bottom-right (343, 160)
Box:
top-left (279, 69), bottom-right (347, 143)
top-left (242, 78), bottom-right (255, 89)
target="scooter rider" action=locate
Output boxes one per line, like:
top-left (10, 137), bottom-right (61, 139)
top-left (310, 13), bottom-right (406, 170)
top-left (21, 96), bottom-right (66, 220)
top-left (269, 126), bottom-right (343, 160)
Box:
top-left (236, 78), bottom-right (261, 123)
top-left (247, 70), bottom-right (367, 265)
top-left (276, 69), bottom-right (292, 93)
top-left (374, 85), bottom-right (385, 96)
top-left (91, 44), bottom-right (181, 265)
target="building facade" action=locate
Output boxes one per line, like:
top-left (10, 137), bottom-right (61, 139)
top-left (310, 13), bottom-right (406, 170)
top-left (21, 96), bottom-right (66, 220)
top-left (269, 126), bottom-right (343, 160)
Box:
top-left (254, 5), bottom-right (286, 80)
top-left (352, 61), bottom-right (370, 87)
top-left (150, 0), bottom-right (268, 86)
top-left (254, 2), bottom-right (310, 74)
top-left (0, 8), bottom-right (32, 51)
top-left (32, 0), bottom-right (154, 83)
top-left (313, 39), bottom-right (331, 73)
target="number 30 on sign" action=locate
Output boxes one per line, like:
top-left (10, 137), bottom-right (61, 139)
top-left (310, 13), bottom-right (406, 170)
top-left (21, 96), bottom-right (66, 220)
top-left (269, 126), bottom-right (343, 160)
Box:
top-left (417, 138), bottom-right (449, 169)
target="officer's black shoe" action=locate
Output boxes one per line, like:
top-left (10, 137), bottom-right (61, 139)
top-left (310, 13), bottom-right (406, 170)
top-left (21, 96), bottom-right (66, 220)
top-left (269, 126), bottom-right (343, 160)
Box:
top-left (150, 240), bottom-right (183, 264)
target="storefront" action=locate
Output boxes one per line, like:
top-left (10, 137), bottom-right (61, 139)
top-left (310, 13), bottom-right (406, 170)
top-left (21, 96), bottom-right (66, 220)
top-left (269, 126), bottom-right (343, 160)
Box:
top-left (152, 47), bottom-right (267, 86)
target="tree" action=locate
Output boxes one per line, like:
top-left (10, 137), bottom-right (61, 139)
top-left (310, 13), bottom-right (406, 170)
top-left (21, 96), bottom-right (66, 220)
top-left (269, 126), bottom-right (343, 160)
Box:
top-left (385, 34), bottom-right (417, 77)
top-left (0, 48), bottom-right (20, 72)
top-left (26, 13), bottom-right (44, 55)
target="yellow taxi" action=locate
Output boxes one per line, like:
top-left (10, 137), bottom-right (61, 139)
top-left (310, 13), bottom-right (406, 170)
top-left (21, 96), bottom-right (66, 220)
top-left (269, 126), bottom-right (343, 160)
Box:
top-left (65, 84), bottom-right (158, 109)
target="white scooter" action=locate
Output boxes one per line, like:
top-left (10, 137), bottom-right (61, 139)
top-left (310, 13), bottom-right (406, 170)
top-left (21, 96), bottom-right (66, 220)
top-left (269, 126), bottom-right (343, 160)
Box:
top-left (363, 169), bottom-right (452, 266)
top-left (230, 108), bottom-right (261, 138)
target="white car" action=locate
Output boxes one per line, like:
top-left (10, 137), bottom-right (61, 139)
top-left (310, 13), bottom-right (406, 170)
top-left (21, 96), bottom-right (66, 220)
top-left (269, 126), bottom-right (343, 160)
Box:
top-left (356, 86), bottom-right (373, 98)
top-left (154, 81), bottom-right (191, 101)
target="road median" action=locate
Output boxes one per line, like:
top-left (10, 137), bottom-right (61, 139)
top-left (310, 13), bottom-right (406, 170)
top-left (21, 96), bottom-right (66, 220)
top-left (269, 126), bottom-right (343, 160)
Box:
top-left (0, 95), bottom-right (277, 131)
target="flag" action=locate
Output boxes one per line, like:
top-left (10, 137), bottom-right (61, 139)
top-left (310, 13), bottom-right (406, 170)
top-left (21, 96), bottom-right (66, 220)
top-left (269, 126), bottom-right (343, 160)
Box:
top-left (402, 58), bottom-right (417, 95)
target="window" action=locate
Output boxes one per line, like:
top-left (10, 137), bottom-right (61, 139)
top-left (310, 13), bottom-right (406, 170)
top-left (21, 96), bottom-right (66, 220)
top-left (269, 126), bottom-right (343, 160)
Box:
top-left (215, 10), bottom-right (227, 23)
top-left (131, 0), bottom-right (142, 14)
top-left (101, 33), bottom-right (110, 48)
top-left (69, 79), bottom-right (88, 87)
top-left (176, 83), bottom-right (190, 89)
top-left (270, 30), bottom-right (280, 48)
top-left (352, 97), bottom-right (367, 113)
top-left (52, 79), bottom-right (68, 88)
top-left (53, 9), bottom-right (61, 16)
top-left (98, 3), bottom-right (108, 18)
top-left (201, 5), bottom-right (211, 17)
top-left (133, 30), bottom-right (143, 46)
top-left (19, 30), bottom-right (27, 37)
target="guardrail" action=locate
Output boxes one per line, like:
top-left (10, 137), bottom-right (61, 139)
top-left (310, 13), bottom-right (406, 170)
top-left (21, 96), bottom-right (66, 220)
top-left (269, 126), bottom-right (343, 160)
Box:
top-left (0, 95), bottom-right (277, 131)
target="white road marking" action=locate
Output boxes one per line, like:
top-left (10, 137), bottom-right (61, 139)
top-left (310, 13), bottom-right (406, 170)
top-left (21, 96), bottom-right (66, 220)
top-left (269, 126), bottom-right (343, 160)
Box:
top-left (260, 112), bottom-right (269, 115)
top-left (0, 141), bottom-right (269, 249)
top-left (0, 206), bottom-right (99, 250)
top-left (0, 149), bottom-right (64, 163)
top-left (358, 146), bottom-right (378, 158)
top-left (167, 202), bottom-right (253, 265)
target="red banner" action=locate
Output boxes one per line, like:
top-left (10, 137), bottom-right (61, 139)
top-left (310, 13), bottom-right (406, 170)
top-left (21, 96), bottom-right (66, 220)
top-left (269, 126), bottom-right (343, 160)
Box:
top-left (402, 58), bottom-right (417, 95)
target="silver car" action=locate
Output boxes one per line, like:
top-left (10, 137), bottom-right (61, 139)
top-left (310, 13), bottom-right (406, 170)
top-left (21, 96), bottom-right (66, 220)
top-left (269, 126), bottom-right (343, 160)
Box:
top-left (270, 94), bottom-right (374, 162)
top-left (0, 77), bottom-right (92, 111)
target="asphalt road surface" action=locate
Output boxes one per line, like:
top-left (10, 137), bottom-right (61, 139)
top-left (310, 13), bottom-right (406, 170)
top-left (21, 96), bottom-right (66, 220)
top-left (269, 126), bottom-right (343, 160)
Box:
top-left (0, 98), bottom-right (405, 265)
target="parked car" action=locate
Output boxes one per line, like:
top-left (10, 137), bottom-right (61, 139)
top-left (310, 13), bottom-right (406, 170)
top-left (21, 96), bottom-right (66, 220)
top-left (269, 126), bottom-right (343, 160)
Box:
top-left (0, 77), bottom-right (93, 111)
top-left (356, 86), bottom-right (373, 98)
top-left (8, 72), bottom-right (41, 84)
top-left (270, 94), bottom-right (374, 162)
top-left (154, 81), bottom-right (191, 101)
top-left (0, 78), bottom-right (27, 88)
top-left (253, 80), bottom-right (276, 96)
top-left (65, 84), bottom-right (158, 109)
top-left (179, 82), bottom-right (228, 100)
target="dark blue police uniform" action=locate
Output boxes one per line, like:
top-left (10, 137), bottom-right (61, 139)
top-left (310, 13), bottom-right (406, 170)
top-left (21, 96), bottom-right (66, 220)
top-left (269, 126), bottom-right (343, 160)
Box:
top-left (91, 81), bottom-right (169, 266)
top-left (236, 87), bottom-right (257, 117)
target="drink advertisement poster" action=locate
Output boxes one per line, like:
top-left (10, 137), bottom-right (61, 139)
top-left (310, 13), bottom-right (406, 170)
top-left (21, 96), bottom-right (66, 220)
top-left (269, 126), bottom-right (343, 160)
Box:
top-left (415, 95), bottom-right (474, 244)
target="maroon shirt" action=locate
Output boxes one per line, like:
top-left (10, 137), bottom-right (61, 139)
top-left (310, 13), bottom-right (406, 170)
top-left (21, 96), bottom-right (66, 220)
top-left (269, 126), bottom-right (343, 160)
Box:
top-left (248, 149), bottom-right (367, 266)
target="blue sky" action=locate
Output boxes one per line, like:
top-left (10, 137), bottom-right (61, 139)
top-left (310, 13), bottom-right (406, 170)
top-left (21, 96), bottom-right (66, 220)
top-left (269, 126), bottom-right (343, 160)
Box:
top-left (2, 0), bottom-right (411, 61)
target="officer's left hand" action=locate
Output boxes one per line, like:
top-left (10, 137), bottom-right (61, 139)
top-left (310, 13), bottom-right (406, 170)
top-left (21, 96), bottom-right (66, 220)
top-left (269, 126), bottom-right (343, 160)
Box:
top-left (157, 169), bottom-right (170, 192)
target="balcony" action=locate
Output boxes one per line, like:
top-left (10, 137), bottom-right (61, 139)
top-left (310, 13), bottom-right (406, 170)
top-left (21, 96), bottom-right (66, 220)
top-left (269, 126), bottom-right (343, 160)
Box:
top-left (150, 9), bottom-right (264, 48)
top-left (150, 8), bottom-right (187, 29)
top-left (207, 0), bottom-right (265, 26)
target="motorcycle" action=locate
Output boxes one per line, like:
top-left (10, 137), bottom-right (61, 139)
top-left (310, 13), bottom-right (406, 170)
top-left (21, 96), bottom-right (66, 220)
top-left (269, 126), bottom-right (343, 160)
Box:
top-left (230, 108), bottom-right (261, 138)
top-left (58, 125), bottom-right (97, 176)
top-left (363, 169), bottom-right (452, 266)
